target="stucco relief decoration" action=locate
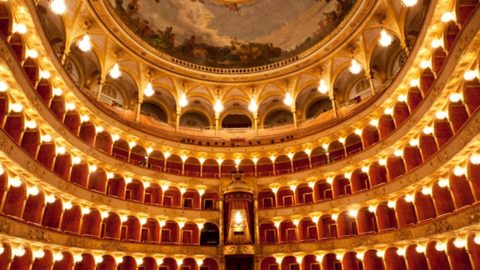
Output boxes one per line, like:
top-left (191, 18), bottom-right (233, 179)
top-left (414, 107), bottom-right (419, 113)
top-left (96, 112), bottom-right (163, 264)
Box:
top-left (109, 0), bottom-right (355, 68)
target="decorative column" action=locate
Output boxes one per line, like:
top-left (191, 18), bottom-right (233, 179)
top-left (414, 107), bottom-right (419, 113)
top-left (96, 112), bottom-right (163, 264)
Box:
top-left (253, 113), bottom-right (258, 135)
top-left (61, 46), bottom-right (70, 65)
top-left (367, 68), bottom-right (376, 96)
top-left (291, 105), bottom-right (298, 130)
top-left (135, 98), bottom-right (142, 123)
top-left (330, 93), bottom-right (338, 118)
top-left (97, 77), bottom-right (106, 100)
top-left (215, 113), bottom-right (220, 137)
top-left (176, 110), bottom-right (181, 131)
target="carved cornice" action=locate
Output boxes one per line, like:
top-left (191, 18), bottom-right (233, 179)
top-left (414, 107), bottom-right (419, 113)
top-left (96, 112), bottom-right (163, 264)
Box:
top-left (258, 204), bottom-right (480, 256)
top-left (258, 107), bottom-right (480, 219)
top-left (0, 203), bottom-right (478, 257)
top-left (0, 129), bottom-right (220, 222)
top-left (0, 216), bottom-right (220, 256)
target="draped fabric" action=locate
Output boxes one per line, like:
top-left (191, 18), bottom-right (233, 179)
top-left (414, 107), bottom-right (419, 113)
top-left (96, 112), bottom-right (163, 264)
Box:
top-left (224, 192), bottom-right (253, 244)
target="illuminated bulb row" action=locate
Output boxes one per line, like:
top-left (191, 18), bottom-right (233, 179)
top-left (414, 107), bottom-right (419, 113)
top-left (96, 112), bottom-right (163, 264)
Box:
top-left (5, 244), bottom-right (207, 266)
top-left (274, 234), bottom-right (477, 264)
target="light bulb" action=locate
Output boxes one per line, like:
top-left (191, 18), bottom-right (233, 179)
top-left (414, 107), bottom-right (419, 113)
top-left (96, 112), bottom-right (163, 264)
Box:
top-left (402, 0), bottom-right (417, 7)
top-left (453, 166), bottom-right (466, 176)
top-left (423, 126), bottom-right (433, 134)
top-left (248, 99), bottom-right (258, 113)
top-left (434, 241), bottom-right (446, 251)
top-left (283, 92), bottom-right (294, 106)
top-left (464, 70), bottom-right (479, 81)
top-left (66, 102), bottom-right (76, 111)
top-left (0, 81), bottom-right (8, 92)
top-left (453, 238), bottom-right (467, 248)
top-left (78, 34), bottom-right (92, 52)
top-left (112, 134), bottom-right (120, 141)
top-left (80, 114), bottom-right (90, 123)
top-left (34, 249), bottom-right (45, 259)
top-left (13, 247), bottom-right (26, 257)
top-left (420, 60), bottom-right (431, 69)
top-left (50, 0), bottom-right (67, 14)
top-left (470, 154), bottom-right (480, 165)
top-left (53, 87), bottom-right (63, 96)
top-left (349, 59), bottom-right (362, 74)
top-left (384, 107), bottom-right (393, 115)
top-left (449, 93), bottom-right (462, 103)
top-left (179, 93), bottom-right (189, 107)
top-left (26, 49), bottom-right (39, 59)
top-left (143, 82), bottom-right (155, 97)
top-left (421, 186), bottom-right (432, 195)
top-left (441, 12), bottom-right (455, 23)
top-left (13, 23), bottom-right (27, 34)
top-left (234, 211), bottom-right (243, 224)
top-left (435, 110), bottom-right (448, 119)
top-left (409, 138), bottom-right (419, 146)
top-left (46, 194), bottom-right (56, 204)
top-left (11, 103), bottom-right (23, 113)
top-left (438, 178), bottom-right (449, 188)
top-left (318, 79), bottom-right (328, 94)
top-left (379, 29), bottom-right (393, 47)
top-left (53, 252), bottom-right (64, 262)
top-left (28, 186), bottom-right (40, 196)
top-left (348, 209), bottom-right (358, 217)
top-left (431, 39), bottom-right (443, 49)
top-left (25, 120), bottom-right (37, 129)
top-left (213, 98), bottom-right (224, 113)
top-left (9, 177), bottom-right (22, 188)
top-left (63, 201), bottom-right (73, 210)
top-left (56, 146), bottom-right (66, 155)
top-left (109, 63), bottom-right (121, 79)
top-left (409, 79), bottom-right (420, 87)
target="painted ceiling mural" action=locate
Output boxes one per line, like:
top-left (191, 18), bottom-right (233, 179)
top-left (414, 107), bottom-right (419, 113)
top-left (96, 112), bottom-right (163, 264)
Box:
top-left (109, 0), bottom-right (356, 68)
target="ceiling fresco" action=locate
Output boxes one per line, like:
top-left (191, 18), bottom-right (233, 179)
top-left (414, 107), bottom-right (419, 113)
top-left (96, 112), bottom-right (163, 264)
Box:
top-left (109, 0), bottom-right (356, 68)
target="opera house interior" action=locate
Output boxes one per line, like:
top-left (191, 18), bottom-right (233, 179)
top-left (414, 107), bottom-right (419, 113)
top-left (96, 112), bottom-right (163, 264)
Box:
top-left (0, 0), bottom-right (480, 269)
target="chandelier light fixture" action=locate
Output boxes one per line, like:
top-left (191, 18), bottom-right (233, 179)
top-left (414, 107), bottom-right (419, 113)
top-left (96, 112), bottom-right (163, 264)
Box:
top-left (379, 29), bottom-right (393, 47)
top-left (318, 79), bottom-right (328, 94)
top-left (349, 59), bottom-right (362, 75)
top-left (77, 34), bottom-right (92, 52)
top-left (143, 82), bottom-right (155, 97)
top-left (109, 63), bottom-right (121, 79)
top-left (50, 0), bottom-right (67, 14)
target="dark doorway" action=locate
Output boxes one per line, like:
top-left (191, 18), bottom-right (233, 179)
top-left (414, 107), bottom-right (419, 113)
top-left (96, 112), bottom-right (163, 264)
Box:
top-left (225, 255), bottom-right (254, 270)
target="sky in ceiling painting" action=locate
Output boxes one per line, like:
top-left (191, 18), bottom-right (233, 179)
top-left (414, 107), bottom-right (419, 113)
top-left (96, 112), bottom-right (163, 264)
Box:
top-left (110, 0), bottom-right (355, 68)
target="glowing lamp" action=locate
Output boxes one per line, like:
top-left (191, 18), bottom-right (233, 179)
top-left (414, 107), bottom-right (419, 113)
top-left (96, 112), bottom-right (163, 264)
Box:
top-left (109, 63), bottom-right (121, 79)
top-left (318, 79), bottom-right (328, 94)
top-left (401, 0), bottom-right (417, 7)
top-left (0, 81), bottom-right (8, 92)
top-left (179, 93), bottom-right (189, 108)
top-left (349, 59), bottom-right (362, 74)
top-left (77, 34), bottom-right (92, 52)
top-left (213, 98), bottom-right (224, 113)
top-left (248, 99), bottom-right (258, 113)
top-left (441, 12), bottom-right (455, 23)
top-left (143, 82), bottom-right (155, 97)
top-left (379, 29), bottom-right (393, 47)
top-left (50, 0), bottom-right (67, 14)
top-left (283, 92), bottom-right (294, 106)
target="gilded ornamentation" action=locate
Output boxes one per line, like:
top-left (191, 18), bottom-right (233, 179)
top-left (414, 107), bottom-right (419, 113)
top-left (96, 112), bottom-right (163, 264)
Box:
top-left (28, 229), bottom-right (52, 243)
